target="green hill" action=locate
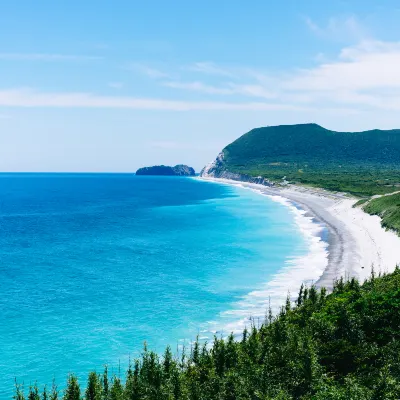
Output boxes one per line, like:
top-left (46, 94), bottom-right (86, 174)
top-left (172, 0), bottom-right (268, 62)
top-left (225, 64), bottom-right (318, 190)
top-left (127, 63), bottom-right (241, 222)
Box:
top-left (18, 268), bottom-right (400, 399)
top-left (202, 123), bottom-right (400, 196)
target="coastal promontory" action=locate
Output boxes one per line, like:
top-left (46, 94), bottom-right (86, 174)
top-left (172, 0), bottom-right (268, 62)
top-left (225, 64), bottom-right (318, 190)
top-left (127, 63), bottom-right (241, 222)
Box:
top-left (136, 164), bottom-right (196, 176)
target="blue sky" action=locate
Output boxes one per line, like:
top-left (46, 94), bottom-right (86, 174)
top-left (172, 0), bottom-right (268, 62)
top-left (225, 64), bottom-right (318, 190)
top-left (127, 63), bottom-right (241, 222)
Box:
top-left (1, 1), bottom-right (400, 172)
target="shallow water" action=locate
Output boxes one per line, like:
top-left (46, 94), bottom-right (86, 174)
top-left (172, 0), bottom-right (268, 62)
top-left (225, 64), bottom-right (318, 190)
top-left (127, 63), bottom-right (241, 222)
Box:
top-left (0, 174), bottom-right (310, 397)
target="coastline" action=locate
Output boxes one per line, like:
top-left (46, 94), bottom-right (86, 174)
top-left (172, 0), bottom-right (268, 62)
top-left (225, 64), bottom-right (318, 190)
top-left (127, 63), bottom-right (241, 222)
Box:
top-left (200, 177), bottom-right (400, 291)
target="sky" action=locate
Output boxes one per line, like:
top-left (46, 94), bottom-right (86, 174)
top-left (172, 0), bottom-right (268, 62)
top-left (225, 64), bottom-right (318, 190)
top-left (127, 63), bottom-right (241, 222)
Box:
top-left (1, 1), bottom-right (400, 172)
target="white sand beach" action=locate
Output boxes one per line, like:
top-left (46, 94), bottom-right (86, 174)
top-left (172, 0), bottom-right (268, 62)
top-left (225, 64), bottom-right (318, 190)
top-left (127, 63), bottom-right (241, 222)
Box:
top-left (201, 177), bottom-right (400, 290)
top-left (198, 177), bottom-right (400, 334)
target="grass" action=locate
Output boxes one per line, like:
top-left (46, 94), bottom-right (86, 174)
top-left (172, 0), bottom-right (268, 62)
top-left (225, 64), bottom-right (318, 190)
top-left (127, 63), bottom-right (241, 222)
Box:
top-left (227, 164), bottom-right (400, 197)
top-left (363, 192), bottom-right (400, 234)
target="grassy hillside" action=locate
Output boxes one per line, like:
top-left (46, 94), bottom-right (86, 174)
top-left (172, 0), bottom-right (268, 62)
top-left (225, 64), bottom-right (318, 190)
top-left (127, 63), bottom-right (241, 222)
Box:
top-left (220, 124), bottom-right (400, 196)
top-left (17, 268), bottom-right (400, 399)
top-left (362, 192), bottom-right (400, 234)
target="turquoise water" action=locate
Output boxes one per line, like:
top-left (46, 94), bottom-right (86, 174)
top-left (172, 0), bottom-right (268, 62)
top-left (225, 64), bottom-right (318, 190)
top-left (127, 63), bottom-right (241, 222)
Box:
top-left (0, 174), bottom-right (307, 397)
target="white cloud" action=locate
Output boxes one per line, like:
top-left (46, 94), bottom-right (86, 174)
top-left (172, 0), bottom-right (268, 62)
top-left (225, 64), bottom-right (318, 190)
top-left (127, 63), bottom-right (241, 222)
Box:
top-left (170, 40), bottom-right (400, 111)
top-left (0, 53), bottom-right (102, 61)
top-left (4, 36), bottom-right (400, 114)
top-left (0, 88), bottom-right (307, 111)
top-left (283, 41), bottom-right (400, 109)
top-left (164, 81), bottom-right (276, 99)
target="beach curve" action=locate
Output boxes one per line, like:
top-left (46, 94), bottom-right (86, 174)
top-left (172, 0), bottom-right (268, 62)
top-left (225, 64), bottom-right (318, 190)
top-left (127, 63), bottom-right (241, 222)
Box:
top-left (200, 177), bottom-right (400, 291)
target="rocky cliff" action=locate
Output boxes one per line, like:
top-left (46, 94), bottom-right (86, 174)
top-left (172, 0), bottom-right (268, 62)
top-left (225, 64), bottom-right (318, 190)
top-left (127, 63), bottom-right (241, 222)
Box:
top-left (136, 164), bottom-right (196, 176)
top-left (200, 151), bottom-right (274, 186)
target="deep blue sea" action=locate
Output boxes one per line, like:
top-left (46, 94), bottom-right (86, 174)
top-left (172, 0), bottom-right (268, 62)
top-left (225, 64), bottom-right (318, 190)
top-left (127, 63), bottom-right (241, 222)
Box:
top-left (0, 174), bottom-right (310, 397)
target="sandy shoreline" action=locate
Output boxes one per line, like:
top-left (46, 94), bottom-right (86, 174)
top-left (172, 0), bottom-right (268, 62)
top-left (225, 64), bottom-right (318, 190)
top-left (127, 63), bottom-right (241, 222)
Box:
top-left (201, 177), bottom-right (400, 290)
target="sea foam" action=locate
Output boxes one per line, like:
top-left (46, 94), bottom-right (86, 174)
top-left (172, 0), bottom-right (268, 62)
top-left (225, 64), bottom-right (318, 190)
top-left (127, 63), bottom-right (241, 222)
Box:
top-left (199, 181), bottom-right (329, 337)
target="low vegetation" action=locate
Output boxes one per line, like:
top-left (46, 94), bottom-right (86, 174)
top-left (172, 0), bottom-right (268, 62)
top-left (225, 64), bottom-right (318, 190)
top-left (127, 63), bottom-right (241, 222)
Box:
top-left (16, 268), bottom-right (400, 399)
top-left (231, 166), bottom-right (400, 197)
top-left (362, 192), bottom-right (400, 234)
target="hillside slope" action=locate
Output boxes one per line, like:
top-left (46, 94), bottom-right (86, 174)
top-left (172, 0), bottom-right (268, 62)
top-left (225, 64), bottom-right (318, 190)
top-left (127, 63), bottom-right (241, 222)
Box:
top-left (359, 192), bottom-right (400, 234)
top-left (201, 123), bottom-right (400, 196)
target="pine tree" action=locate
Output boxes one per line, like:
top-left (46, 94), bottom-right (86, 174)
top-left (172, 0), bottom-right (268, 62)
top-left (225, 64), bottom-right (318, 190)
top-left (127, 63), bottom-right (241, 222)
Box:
top-left (371, 264), bottom-right (376, 282)
top-left (242, 327), bottom-right (248, 344)
top-left (13, 269), bottom-right (400, 400)
top-left (191, 338), bottom-right (200, 366)
top-left (309, 285), bottom-right (318, 305)
top-left (42, 386), bottom-right (48, 400)
top-left (85, 372), bottom-right (103, 400)
top-left (319, 287), bottom-right (327, 304)
top-left (102, 366), bottom-right (109, 400)
top-left (49, 380), bottom-right (58, 400)
top-left (125, 360), bottom-right (141, 400)
top-left (63, 375), bottom-right (80, 400)
top-left (285, 292), bottom-right (291, 312)
top-left (334, 277), bottom-right (345, 293)
top-left (28, 383), bottom-right (40, 400)
top-left (225, 333), bottom-right (238, 370)
top-left (109, 377), bottom-right (124, 400)
top-left (297, 283), bottom-right (304, 306)
top-left (163, 346), bottom-right (173, 378)
top-left (303, 287), bottom-right (309, 302)
top-left (14, 381), bottom-right (25, 400)
top-left (212, 336), bottom-right (225, 376)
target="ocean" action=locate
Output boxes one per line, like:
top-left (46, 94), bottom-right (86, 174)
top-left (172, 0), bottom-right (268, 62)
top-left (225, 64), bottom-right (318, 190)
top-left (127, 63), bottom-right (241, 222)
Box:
top-left (0, 174), bottom-right (323, 397)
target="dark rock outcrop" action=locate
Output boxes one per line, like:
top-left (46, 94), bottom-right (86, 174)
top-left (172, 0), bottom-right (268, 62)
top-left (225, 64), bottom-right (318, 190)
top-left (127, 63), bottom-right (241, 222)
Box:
top-left (200, 152), bottom-right (274, 186)
top-left (136, 164), bottom-right (196, 176)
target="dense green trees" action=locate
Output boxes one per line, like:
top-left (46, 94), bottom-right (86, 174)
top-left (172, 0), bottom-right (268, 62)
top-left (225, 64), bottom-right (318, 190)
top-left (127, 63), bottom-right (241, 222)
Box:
top-left (15, 268), bottom-right (400, 399)
top-left (212, 123), bottom-right (400, 196)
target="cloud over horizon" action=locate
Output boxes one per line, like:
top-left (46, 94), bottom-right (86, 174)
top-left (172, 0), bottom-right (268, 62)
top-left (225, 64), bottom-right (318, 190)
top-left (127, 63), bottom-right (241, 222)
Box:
top-left (2, 39), bottom-right (399, 113)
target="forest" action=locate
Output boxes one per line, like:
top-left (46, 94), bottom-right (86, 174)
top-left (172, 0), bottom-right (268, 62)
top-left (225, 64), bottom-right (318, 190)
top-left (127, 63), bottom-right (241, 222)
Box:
top-left (15, 267), bottom-right (400, 400)
top-left (220, 123), bottom-right (400, 196)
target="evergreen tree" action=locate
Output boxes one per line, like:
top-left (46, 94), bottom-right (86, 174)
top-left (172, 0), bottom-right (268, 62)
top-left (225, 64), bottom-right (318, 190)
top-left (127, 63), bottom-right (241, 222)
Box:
top-left (49, 380), bottom-right (58, 400)
top-left (191, 338), bottom-right (200, 366)
top-left (14, 381), bottom-right (25, 400)
top-left (297, 283), bottom-right (304, 306)
top-left (319, 287), bottom-right (327, 304)
top-left (14, 270), bottom-right (400, 400)
top-left (285, 292), bottom-right (291, 313)
top-left (85, 372), bottom-right (103, 400)
top-left (109, 377), bottom-right (123, 400)
top-left (28, 383), bottom-right (40, 400)
top-left (125, 360), bottom-right (141, 400)
top-left (309, 285), bottom-right (318, 305)
top-left (212, 336), bottom-right (225, 377)
top-left (102, 366), bottom-right (109, 400)
top-left (225, 333), bottom-right (238, 370)
top-left (42, 386), bottom-right (48, 400)
top-left (63, 375), bottom-right (80, 400)
top-left (303, 287), bottom-right (309, 302)
top-left (163, 346), bottom-right (173, 378)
